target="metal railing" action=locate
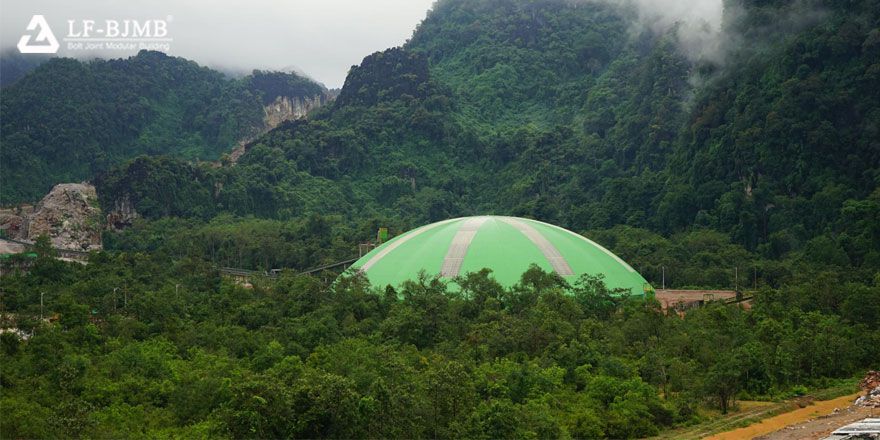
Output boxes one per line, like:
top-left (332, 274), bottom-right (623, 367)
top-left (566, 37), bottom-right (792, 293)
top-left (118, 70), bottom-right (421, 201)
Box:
top-left (217, 257), bottom-right (359, 279)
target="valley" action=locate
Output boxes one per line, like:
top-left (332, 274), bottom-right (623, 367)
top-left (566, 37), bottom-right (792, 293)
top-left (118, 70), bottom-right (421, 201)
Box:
top-left (1, 0), bottom-right (878, 438)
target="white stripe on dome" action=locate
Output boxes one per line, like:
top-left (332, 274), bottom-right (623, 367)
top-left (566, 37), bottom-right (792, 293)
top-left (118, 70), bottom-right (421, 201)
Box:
top-left (524, 218), bottom-right (637, 273)
top-left (360, 217), bottom-right (462, 272)
top-left (499, 217), bottom-right (574, 276)
top-left (440, 216), bottom-right (489, 277)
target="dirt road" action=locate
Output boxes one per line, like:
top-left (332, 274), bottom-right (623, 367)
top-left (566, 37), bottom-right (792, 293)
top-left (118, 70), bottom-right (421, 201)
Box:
top-left (755, 405), bottom-right (877, 440)
top-left (705, 392), bottom-right (865, 440)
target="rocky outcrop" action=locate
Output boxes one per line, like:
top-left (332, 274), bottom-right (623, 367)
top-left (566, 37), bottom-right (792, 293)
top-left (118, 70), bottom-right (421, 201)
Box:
top-left (228, 93), bottom-right (332, 164)
top-left (0, 205), bottom-right (33, 241)
top-left (104, 194), bottom-right (140, 231)
top-left (857, 371), bottom-right (880, 408)
top-left (23, 183), bottom-right (102, 251)
top-left (264, 95), bottom-right (328, 127)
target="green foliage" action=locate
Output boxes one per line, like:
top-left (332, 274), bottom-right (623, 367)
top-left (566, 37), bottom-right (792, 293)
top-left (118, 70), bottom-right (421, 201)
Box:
top-left (0, 51), bottom-right (325, 204)
top-left (3, 0), bottom-right (880, 437)
top-left (94, 156), bottom-right (216, 219)
top-left (0, 49), bottom-right (51, 87)
top-left (246, 70), bottom-right (324, 105)
top-left (84, 0), bottom-right (880, 273)
top-left (2, 255), bottom-right (877, 438)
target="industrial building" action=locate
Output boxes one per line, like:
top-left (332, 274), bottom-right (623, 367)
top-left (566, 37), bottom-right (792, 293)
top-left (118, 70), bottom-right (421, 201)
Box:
top-left (349, 215), bottom-right (652, 294)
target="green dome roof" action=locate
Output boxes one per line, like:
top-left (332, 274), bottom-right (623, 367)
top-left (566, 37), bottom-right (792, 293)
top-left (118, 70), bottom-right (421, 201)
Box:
top-left (350, 216), bottom-right (651, 295)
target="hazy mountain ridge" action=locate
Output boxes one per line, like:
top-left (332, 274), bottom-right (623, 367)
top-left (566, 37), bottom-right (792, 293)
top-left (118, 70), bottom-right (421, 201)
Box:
top-left (3, 0), bottom-right (878, 272)
top-left (2, 3), bottom-right (880, 438)
top-left (234, 0), bottom-right (879, 263)
top-left (0, 51), bottom-right (328, 204)
top-left (76, 0), bottom-right (880, 276)
top-left (0, 50), bottom-right (52, 88)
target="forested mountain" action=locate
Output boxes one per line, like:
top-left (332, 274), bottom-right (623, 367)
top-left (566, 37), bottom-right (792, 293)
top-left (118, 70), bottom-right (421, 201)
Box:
top-left (0, 50), bottom-right (52, 88)
top-left (95, 0), bottom-right (879, 272)
top-left (0, 51), bottom-right (326, 203)
top-left (2, 0), bottom-right (880, 437)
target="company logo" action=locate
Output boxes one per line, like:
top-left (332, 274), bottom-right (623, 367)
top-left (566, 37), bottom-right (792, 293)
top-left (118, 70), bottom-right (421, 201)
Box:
top-left (18, 15), bottom-right (60, 54)
top-left (64, 17), bottom-right (173, 52)
top-left (17, 15), bottom-right (173, 54)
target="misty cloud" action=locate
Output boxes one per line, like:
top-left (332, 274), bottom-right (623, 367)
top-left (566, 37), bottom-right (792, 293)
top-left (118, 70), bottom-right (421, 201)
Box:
top-left (1, 0), bottom-right (829, 88)
top-left (597, 0), bottom-right (729, 63)
top-left (0, 0), bottom-right (435, 88)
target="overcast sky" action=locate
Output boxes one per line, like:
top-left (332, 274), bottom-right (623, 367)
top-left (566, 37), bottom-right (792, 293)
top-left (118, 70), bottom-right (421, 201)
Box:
top-left (0, 0), bottom-right (437, 88)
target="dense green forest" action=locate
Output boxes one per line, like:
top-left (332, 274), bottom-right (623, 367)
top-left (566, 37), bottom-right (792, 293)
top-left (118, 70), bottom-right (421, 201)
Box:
top-left (1, 248), bottom-right (878, 438)
top-left (91, 0), bottom-right (879, 270)
top-left (2, 0), bottom-right (880, 437)
top-left (0, 50), bottom-right (51, 88)
top-left (0, 51), bottom-right (325, 203)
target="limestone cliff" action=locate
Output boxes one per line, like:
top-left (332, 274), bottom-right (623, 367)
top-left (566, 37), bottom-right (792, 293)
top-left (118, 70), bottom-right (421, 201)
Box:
top-left (228, 93), bottom-right (332, 163)
top-left (104, 194), bottom-right (140, 231)
top-left (0, 205), bottom-right (32, 241)
top-left (30, 183), bottom-right (102, 250)
top-left (264, 95), bottom-right (328, 127)
top-left (0, 183), bottom-right (103, 251)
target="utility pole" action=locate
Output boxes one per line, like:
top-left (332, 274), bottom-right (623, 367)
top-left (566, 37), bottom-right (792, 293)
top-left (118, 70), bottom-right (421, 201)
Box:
top-left (662, 266), bottom-right (666, 290)
top-left (40, 291), bottom-right (44, 320)
top-left (735, 266), bottom-right (739, 292)
top-left (113, 287), bottom-right (118, 312)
